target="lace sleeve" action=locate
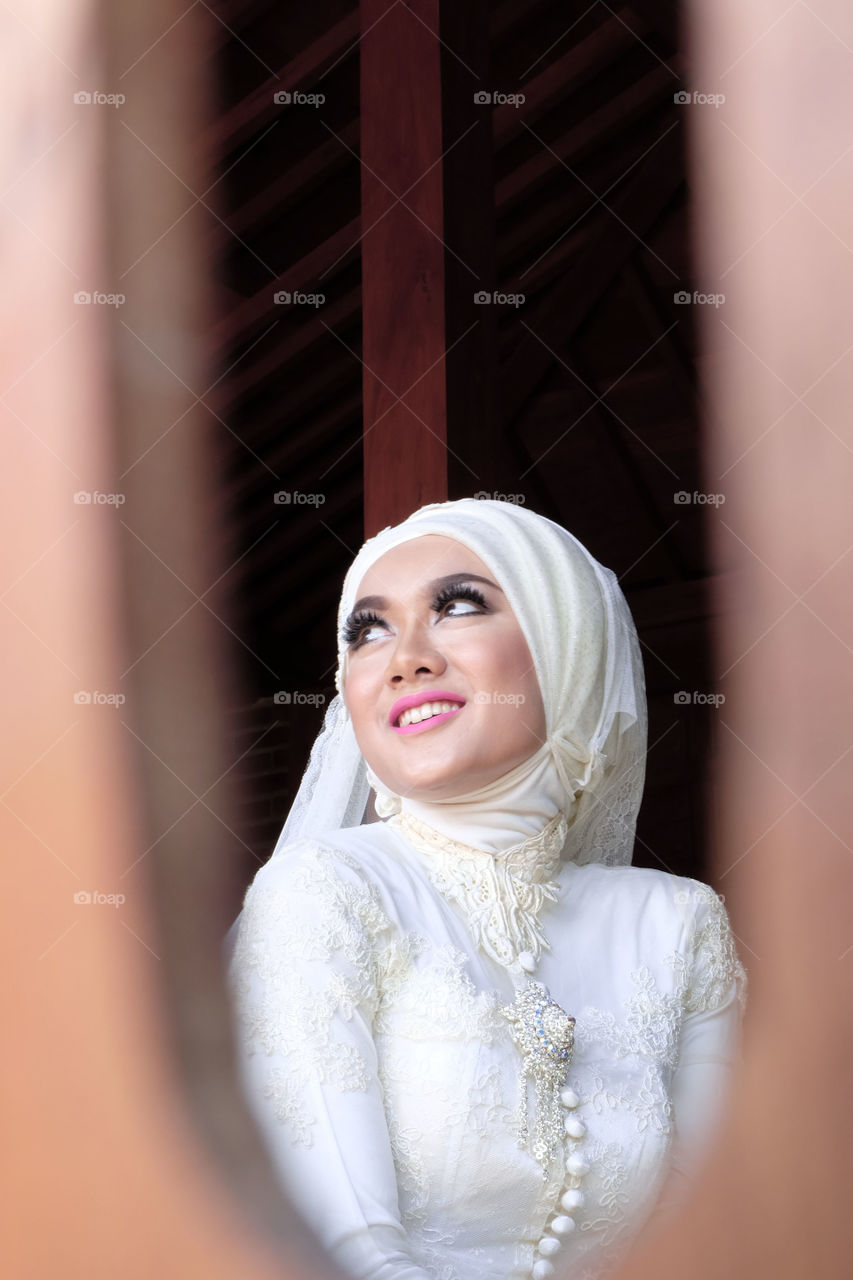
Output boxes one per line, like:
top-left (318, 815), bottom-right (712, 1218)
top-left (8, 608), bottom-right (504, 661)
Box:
top-left (654, 882), bottom-right (747, 1219)
top-left (683, 882), bottom-right (748, 1017)
top-left (228, 841), bottom-right (432, 1280)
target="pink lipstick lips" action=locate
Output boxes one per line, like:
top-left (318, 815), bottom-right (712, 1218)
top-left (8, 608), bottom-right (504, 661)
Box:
top-left (389, 690), bottom-right (466, 735)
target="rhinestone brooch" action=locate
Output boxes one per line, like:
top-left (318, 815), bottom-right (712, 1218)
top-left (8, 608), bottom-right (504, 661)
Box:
top-left (501, 980), bottom-right (576, 1173)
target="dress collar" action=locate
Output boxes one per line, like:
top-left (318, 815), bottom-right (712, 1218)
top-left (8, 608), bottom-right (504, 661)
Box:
top-left (389, 809), bottom-right (568, 972)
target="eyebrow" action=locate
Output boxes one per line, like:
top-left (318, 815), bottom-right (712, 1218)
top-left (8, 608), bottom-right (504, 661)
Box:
top-left (347, 572), bottom-right (504, 622)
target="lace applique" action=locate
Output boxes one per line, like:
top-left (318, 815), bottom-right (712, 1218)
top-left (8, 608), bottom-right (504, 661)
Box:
top-left (579, 1141), bottom-right (632, 1250)
top-left (587, 1065), bottom-right (673, 1136)
top-left (575, 964), bottom-right (686, 1069)
top-left (389, 810), bottom-right (567, 968)
top-left (679, 881), bottom-right (748, 1015)
top-left (375, 942), bottom-right (501, 1043)
top-left (576, 885), bottom-right (747, 1072)
top-left (466, 1065), bottom-right (506, 1138)
top-left (229, 841), bottom-right (410, 1147)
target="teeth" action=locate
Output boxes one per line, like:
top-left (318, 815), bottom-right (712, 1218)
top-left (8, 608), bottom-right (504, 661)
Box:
top-left (397, 701), bottom-right (462, 728)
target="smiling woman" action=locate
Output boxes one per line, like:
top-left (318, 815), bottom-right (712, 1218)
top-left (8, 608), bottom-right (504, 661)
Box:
top-left (225, 498), bottom-right (746, 1280)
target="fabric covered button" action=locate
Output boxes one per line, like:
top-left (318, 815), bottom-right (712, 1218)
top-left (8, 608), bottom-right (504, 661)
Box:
top-left (559, 1087), bottom-right (579, 1109)
top-left (531, 1261), bottom-right (555, 1280)
top-left (563, 1117), bottom-right (586, 1139)
top-left (561, 1188), bottom-right (585, 1212)
top-left (551, 1215), bottom-right (576, 1235)
top-left (518, 950), bottom-right (537, 973)
top-left (566, 1154), bottom-right (590, 1177)
top-left (537, 1236), bottom-right (561, 1257)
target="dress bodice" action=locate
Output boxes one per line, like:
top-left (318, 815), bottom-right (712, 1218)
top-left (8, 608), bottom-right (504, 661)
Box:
top-left (228, 818), bottom-right (746, 1280)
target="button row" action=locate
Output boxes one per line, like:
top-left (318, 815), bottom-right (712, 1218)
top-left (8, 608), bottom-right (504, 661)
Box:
top-left (529, 1082), bottom-right (589, 1278)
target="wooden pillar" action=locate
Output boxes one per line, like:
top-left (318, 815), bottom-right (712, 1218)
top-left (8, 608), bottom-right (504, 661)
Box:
top-left (359, 0), bottom-right (496, 535)
top-left (360, 0), bottom-right (447, 535)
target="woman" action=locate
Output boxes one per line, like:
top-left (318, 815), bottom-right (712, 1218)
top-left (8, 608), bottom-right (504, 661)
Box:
top-left (226, 498), bottom-right (746, 1280)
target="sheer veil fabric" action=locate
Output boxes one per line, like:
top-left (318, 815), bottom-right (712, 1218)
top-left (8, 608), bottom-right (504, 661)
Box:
top-left (271, 497), bottom-right (648, 870)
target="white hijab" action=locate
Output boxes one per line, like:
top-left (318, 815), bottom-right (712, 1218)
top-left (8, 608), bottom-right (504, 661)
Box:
top-left (271, 498), bottom-right (648, 869)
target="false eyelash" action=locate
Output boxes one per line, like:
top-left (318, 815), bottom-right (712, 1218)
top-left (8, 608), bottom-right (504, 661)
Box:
top-left (431, 582), bottom-right (488, 612)
top-left (342, 608), bottom-right (384, 647)
top-left (342, 582), bottom-right (489, 649)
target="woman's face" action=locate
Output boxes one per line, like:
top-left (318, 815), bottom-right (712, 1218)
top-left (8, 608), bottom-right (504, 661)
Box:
top-left (342, 534), bottom-right (546, 803)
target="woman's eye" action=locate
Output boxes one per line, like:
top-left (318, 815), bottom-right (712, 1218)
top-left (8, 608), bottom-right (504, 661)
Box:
top-left (343, 611), bottom-right (386, 648)
top-left (432, 584), bottom-right (488, 616)
top-left (443, 597), bottom-right (479, 615)
top-left (360, 623), bottom-right (385, 643)
top-left (345, 585), bottom-right (487, 649)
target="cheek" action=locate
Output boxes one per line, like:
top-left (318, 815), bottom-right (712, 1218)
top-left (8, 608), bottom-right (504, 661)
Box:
top-left (342, 667), bottom-right (381, 734)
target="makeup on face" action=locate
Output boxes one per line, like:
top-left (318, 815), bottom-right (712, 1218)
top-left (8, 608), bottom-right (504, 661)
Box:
top-left (342, 574), bottom-right (501, 651)
top-left (340, 534), bottom-right (546, 803)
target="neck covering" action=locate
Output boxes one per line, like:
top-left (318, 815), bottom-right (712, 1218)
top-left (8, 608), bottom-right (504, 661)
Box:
top-left (264, 497), bottom-right (646, 868)
top-left (397, 744), bottom-right (567, 855)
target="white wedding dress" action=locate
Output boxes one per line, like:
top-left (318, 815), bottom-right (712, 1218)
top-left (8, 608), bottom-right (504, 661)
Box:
top-left (227, 810), bottom-right (746, 1280)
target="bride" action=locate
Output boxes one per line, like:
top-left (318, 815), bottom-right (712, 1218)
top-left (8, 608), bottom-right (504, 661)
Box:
top-left (226, 497), bottom-right (746, 1280)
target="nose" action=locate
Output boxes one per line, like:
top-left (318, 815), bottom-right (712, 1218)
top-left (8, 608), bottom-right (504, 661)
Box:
top-left (385, 618), bottom-right (447, 685)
